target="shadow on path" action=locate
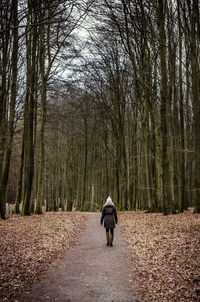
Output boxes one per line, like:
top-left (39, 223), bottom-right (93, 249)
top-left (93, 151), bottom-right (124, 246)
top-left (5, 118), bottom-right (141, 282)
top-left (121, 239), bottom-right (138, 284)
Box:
top-left (24, 213), bottom-right (137, 302)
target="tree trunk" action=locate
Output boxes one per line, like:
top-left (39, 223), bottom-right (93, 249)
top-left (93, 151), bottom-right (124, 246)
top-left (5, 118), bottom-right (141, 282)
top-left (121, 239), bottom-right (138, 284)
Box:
top-left (190, 0), bottom-right (200, 213)
top-left (178, 1), bottom-right (186, 212)
top-left (0, 1), bottom-right (10, 178)
top-left (22, 2), bottom-right (38, 215)
top-left (35, 23), bottom-right (47, 213)
top-left (14, 136), bottom-right (24, 214)
top-left (81, 116), bottom-right (88, 211)
top-left (157, 0), bottom-right (172, 214)
top-left (0, 0), bottom-right (18, 219)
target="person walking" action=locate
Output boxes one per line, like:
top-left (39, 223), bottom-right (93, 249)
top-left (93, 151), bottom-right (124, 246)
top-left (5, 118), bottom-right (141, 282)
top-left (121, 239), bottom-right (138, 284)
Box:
top-left (100, 196), bottom-right (118, 246)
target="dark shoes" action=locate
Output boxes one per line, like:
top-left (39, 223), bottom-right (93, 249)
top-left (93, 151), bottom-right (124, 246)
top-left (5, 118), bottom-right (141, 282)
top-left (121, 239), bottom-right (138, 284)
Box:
top-left (106, 232), bottom-right (114, 246)
top-left (106, 241), bottom-right (113, 246)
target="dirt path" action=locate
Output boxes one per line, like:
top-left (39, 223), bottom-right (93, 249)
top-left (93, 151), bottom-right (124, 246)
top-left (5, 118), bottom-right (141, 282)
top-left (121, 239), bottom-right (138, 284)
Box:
top-left (24, 213), bottom-right (137, 302)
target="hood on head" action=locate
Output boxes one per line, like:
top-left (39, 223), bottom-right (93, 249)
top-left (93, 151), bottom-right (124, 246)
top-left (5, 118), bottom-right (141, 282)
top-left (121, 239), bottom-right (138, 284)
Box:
top-left (104, 196), bottom-right (115, 207)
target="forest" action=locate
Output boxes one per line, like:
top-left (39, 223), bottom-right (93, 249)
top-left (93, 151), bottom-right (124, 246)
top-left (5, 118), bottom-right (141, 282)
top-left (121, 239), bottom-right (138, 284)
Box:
top-left (1, 0), bottom-right (200, 219)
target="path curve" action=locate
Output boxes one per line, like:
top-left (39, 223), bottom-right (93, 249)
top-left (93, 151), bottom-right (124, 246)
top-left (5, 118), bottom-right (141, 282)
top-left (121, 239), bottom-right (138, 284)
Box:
top-left (24, 213), bottom-right (137, 302)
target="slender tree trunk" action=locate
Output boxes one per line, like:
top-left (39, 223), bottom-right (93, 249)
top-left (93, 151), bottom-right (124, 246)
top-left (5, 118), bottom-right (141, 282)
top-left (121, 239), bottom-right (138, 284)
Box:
top-left (0, 0), bottom-right (18, 219)
top-left (35, 36), bottom-right (47, 213)
top-left (190, 0), bottom-right (200, 213)
top-left (178, 1), bottom-right (186, 212)
top-left (0, 1), bottom-right (10, 178)
top-left (157, 0), bottom-right (172, 214)
top-left (133, 109), bottom-right (138, 210)
top-left (22, 2), bottom-right (38, 215)
top-left (167, 12), bottom-right (176, 211)
top-left (81, 116), bottom-right (88, 211)
top-left (35, 4), bottom-right (48, 214)
top-left (14, 135), bottom-right (24, 213)
top-left (185, 41), bottom-right (191, 207)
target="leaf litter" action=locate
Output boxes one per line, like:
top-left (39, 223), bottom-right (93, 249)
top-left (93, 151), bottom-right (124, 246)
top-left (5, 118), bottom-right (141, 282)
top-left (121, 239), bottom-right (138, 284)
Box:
top-left (119, 209), bottom-right (200, 302)
top-left (1, 210), bottom-right (199, 302)
top-left (0, 212), bottom-right (87, 301)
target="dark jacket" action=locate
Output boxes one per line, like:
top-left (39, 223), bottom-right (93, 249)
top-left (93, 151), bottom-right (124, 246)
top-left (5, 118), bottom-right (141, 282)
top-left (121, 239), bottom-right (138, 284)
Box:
top-left (100, 205), bottom-right (118, 229)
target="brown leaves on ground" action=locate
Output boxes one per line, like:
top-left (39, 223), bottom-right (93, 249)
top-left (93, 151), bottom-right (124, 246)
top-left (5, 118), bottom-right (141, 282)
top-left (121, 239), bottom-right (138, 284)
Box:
top-left (119, 209), bottom-right (200, 302)
top-left (0, 212), bottom-right (87, 302)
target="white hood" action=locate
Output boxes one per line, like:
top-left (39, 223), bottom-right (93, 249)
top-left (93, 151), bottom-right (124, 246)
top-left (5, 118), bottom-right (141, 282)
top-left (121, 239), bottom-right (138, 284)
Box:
top-left (104, 196), bottom-right (115, 207)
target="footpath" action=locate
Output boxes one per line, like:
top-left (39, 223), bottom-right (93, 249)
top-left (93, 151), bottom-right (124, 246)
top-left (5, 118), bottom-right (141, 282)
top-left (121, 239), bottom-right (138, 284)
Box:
top-left (24, 213), bottom-right (137, 302)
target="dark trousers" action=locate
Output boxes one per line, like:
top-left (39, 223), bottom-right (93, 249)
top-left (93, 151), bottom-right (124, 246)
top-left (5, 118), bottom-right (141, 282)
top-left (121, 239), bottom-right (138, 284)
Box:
top-left (106, 228), bottom-right (114, 235)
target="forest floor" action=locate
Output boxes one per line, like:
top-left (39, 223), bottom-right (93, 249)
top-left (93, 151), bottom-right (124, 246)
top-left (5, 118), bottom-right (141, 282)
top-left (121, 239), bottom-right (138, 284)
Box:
top-left (119, 209), bottom-right (200, 302)
top-left (0, 212), bottom-right (88, 301)
top-left (0, 210), bottom-right (199, 302)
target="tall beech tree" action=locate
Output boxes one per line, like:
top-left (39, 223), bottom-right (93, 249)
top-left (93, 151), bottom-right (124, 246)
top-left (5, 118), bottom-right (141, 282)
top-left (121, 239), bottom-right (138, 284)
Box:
top-left (189, 0), bottom-right (200, 213)
top-left (0, 0), bottom-right (18, 219)
top-left (21, 0), bottom-right (38, 215)
top-left (156, 0), bottom-right (173, 214)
